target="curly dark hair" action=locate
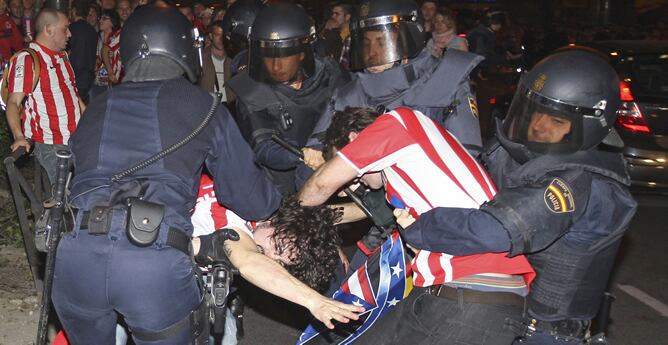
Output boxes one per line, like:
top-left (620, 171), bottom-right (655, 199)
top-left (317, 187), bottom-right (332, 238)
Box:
top-left (324, 107), bottom-right (381, 151)
top-left (269, 195), bottom-right (342, 292)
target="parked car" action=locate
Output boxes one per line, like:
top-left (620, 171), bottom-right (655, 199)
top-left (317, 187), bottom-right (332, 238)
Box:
top-left (566, 41), bottom-right (668, 193)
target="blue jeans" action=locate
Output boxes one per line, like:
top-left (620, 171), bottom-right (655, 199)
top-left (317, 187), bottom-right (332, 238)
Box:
top-left (353, 287), bottom-right (524, 345)
top-left (52, 213), bottom-right (201, 345)
top-left (32, 142), bottom-right (68, 184)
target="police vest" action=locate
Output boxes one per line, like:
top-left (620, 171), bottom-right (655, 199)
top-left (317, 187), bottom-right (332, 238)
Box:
top-left (229, 57), bottom-right (344, 148)
top-left (482, 142), bottom-right (637, 320)
top-left (332, 49), bottom-right (483, 151)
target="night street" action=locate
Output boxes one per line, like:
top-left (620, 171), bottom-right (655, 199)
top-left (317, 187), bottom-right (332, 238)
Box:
top-left (237, 193), bottom-right (668, 345)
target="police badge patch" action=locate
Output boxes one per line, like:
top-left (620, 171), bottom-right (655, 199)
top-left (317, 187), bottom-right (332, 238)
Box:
top-left (544, 178), bottom-right (575, 213)
top-left (467, 96), bottom-right (479, 119)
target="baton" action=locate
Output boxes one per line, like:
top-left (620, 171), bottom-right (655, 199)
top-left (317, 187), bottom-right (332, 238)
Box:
top-left (271, 134), bottom-right (390, 231)
top-left (36, 149), bottom-right (71, 345)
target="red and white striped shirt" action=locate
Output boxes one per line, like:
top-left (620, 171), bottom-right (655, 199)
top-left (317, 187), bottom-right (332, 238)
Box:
top-left (7, 42), bottom-right (81, 145)
top-left (338, 107), bottom-right (534, 287)
top-left (105, 30), bottom-right (122, 83)
top-left (191, 174), bottom-right (254, 238)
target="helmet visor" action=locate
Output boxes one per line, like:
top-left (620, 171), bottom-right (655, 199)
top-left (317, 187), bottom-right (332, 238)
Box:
top-left (349, 18), bottom-right (423, 71)
top-left (248, 38), bottom-right (315, 83)
top-left (504, 85), bottom-right (584, 154)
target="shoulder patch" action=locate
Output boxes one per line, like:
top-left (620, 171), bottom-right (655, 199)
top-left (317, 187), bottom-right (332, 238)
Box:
top-left (544, 178), bottom-right (575, 213)
top-left (467, 96), bottom-right (479, 119)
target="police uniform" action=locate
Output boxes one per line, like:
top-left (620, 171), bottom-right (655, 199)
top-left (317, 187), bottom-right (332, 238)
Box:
top-left (307, 0), bottom-right (484, 155)
top-left (228, 3), bottom-right (349, 195)
top-left (399, 50), bottom-right (638, 345)
top-left (51, 6), bottom-right (280, 345)
top-left (309, 49), bottom-right (483, 154)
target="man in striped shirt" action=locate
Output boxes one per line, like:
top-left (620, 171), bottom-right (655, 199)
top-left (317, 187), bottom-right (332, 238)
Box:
top-left (5, 8), bottom-right (84, 182)
top-left (298, 107), bottom-right (535, 344)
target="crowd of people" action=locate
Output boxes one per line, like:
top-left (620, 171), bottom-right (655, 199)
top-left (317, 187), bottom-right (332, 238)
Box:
top-left (0, 0), bottom-right (642, 345)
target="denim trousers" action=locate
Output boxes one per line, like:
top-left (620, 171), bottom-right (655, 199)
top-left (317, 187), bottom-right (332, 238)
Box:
top-left (52, 214), bottom-right (201, 345)
top-left (33, 142), bottom-right (69, 184)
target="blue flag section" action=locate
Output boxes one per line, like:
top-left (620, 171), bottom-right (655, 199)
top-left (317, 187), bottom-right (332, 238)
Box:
top-left (296, 232), bottom-right (412, 345)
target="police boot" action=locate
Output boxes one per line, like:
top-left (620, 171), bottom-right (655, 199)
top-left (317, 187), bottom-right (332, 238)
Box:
top-left (229, 294), bottom-right (244, 340)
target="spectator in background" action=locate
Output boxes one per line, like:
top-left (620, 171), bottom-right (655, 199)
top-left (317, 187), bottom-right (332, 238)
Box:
top-left (179, 4), bottom-right (205, 33)
top-left (426, 7), bottom-right (468, 57)
top-left (86, 2), bottom-right (101, 31)
top-left (101, 9), bottom-right (122, 86)
top-left (20, 0), bottom-right (35, 40)
top-left (467, 11), bottom-right (506, 67)
top-left (89, 9), bottom-right (120, 100)
top-left (68, 0), bottom-right (98, 102)
top-left (101, 0), bottom-right (116, 11)
top-left (8, 0), bottom-right (21, 29)
top-left (420, 0), bottom-right (437, 33)
top-left (199, 7), bottom-right (213, 28)
top-left (318, 2), bottom-right (352, 70)
top-left (199, 20), bottom-right (234, 103)
top-left (212, 7), bottom-right (225, 21)
top-left (116, 0), bottom-right (132, 25)
top-left (0, 0), bottom-right (24, 63)
top-left (4, 8), bottom-right (84, 182)
top-left (192, 1), bottom-right (205, 18)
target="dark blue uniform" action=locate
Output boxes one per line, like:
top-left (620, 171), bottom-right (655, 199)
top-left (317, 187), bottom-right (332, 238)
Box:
top-left (229, 57), bottom-right (348, 195)
top-left (52, 77), bottom-right (281, 345)
top-left (308, 49), bottom-right (484, 154)
top-left (401, 141), bottom-right (637, 344)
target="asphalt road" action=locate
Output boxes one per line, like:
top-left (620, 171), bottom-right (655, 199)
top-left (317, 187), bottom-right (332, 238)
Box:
top-left (235, 193), bottom-right (668, 345)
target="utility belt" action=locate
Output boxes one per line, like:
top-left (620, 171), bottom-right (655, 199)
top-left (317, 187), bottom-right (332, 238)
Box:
top-left (426, 285), bottom-right (525, 306)
top-left (74, 198), bottom-right (190, 256)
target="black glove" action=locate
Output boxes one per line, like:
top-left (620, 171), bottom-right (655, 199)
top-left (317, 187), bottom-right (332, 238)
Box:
top-left (195, 228), bottom-right (240, 265)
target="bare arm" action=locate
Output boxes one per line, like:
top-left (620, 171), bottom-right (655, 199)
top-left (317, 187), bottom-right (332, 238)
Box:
top-left (298, 155), bottom-right (359, 206)
top-left (221, 230), bottom-right (363, 328)
top-left (5, 92), bottom-right (30, 152)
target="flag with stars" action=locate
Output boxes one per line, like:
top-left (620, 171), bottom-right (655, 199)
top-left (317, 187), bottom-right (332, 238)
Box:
top-left (297, 231), bottom-right (412, 345)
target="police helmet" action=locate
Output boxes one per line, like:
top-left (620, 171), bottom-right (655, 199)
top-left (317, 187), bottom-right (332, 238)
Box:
top-left (248, 3), bottom-right (316, 84)
top-left (499, 50), bottom-right (621, 160)
top-left (221, 0), bottom-right (263, 59)
top-left (120, 4), bottom-right (204, 83)
top-left (349, 0), bottom-right (425, 71)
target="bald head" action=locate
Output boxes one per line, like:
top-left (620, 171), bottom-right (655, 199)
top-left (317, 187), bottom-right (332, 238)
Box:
top-left (35, 8), bottom-right (63, 34)
top-left (35, 9), bottom-right (71, 51)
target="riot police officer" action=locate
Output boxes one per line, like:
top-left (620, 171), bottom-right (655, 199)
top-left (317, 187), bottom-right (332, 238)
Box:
top-left (396, 50), bottom-right (638, 345)
top-left (51, 5), bottom-right (281, 344)
top-left (220, 0), bottom-right (263, 76)
top-left (307, 0), bottom-right (484, 155)
top-left (228, 2), bottom-right (349, 195)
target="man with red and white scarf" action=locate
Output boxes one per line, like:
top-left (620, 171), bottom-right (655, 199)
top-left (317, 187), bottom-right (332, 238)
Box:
top-left (299, 106), bottom-right (535, 344)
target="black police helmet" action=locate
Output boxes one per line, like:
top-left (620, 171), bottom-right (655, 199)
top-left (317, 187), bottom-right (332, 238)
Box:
top-left (120, 4), bottom-right (204, 83)
top-left (499, 49), bottom-right (621, 160)
top-left (248, 3), bottom-right (316, 83)
top-left (221, 0), bottom-right (263, 56)
top-left (348, 0), bottom-right (425, 70)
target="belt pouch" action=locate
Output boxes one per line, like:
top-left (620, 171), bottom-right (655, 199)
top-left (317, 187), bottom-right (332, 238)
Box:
top-left (126, 197), bottom-right (164, 247)
top-left (88, 206), bottom-right (113, 235)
